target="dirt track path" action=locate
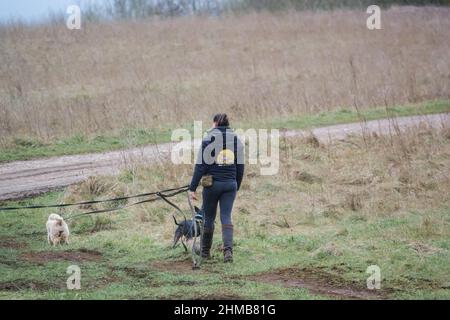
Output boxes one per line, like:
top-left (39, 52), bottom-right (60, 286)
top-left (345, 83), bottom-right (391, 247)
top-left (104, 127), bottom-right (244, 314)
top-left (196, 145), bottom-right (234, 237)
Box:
top-left (0, 113), bottom-right (448, 201)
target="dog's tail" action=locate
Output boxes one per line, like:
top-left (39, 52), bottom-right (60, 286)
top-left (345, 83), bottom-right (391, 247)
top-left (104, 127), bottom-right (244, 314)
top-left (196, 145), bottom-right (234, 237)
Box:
top-left (172, 215), bottom-right (180, 226)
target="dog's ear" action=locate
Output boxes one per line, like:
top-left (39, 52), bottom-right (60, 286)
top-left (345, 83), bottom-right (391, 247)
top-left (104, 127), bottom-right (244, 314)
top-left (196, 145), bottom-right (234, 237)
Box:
top-left (172, 215), bottom-right (180, 225)
top-left (194, 206), bottom-right (200, 213)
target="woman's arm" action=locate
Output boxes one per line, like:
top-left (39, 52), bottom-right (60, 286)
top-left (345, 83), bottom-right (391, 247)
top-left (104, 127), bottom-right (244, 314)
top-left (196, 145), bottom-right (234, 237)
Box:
top-left (236, 163), bottom-right (244, 191)
top-left (189, 140), bottom-right (207, 192)
top-left (189, 163), bottom-right (206, 192)
top-left (235, 136), bottom-right (245, 191)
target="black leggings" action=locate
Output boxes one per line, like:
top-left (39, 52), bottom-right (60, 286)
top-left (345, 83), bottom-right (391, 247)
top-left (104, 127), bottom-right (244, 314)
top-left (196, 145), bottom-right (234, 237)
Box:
top-left (202, 180), bottom-right (237, 230)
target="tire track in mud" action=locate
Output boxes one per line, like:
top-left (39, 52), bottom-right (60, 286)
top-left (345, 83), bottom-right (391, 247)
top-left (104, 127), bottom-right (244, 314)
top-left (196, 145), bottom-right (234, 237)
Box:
top-left (138, 259), bottom-right (390, 299)
top-left (246, 267), bottom-right (390, 300)
top-left (0, 113), bottom-right (448, 201)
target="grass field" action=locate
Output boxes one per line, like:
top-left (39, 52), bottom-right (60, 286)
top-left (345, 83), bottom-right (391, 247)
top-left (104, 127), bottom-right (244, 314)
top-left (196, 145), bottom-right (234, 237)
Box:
top-left (1, 117), bottom-right (449, 299)
top-left (1, 7), bottom-right (449, 144)
top-left (1, 4), bottom-right (449, 301)
top-left (0, 99), bottom-right (449, 163)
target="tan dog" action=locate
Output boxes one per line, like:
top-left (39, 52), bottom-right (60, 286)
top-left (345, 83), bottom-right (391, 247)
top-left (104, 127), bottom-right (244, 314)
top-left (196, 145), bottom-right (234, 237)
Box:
top-left (46, 214), bottom-right (70, 245)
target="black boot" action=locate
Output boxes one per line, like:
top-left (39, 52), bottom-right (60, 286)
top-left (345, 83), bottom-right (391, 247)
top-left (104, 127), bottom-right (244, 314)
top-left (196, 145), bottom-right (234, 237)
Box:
top-left (201, 227), bottom-right (214, 259)
top-left (222, 224), bottom-right (234, 263)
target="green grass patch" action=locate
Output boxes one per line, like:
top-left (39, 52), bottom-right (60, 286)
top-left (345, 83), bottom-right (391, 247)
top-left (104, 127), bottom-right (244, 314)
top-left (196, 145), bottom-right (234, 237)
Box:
top-left (1, 191), bottom-right (448, 299)
top-left (243, 99), bottom-right (450, 130)
top-left (0, 127), bottom-right (174, 163)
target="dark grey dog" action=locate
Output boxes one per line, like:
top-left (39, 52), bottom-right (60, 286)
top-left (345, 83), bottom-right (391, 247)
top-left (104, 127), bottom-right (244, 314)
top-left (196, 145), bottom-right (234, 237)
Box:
top-left (172, 206), bottom-right (203, 251)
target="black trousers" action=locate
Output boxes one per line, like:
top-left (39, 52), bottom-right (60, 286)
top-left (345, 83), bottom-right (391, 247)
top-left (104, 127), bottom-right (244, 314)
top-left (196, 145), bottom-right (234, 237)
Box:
top-left (202, 180), bottom-right (237, 230)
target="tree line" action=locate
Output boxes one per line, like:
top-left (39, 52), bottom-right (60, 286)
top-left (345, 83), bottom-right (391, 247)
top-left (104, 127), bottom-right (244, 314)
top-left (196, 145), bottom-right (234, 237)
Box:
top-left (78, 0), bottom-right (450, 21)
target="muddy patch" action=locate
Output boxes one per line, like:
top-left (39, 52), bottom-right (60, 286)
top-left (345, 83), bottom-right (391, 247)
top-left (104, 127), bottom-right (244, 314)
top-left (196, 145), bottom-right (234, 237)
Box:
top-left (115, 265), bottom-right (164, 286)
top-left (0, 279), bottom-right (59, 292)
top-left (157, 293), bottom-right (243, 300)
top-left (110, 264), bottom-right (167, 286)
top-left (0, 238), bottom-right (28, 249)
top-left (20, 248), bottom-right (103, 264)
top-left (196, 293), bottom-right (243, 300)
top-left (247, 267), bottom-right (388, 300)
top-left (121, 266), bottom-right (153, 279)
top-left (0, 259), bottom-right (19, 267)
top-left (85, 273), bottom-right (121, 290)
top-left (151, 259), bottom-right (207, 274)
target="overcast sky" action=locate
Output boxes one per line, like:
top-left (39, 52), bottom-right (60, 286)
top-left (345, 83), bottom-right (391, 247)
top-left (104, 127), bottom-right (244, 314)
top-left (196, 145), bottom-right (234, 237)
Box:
top-left (0, 0), bottom-right (98, 22)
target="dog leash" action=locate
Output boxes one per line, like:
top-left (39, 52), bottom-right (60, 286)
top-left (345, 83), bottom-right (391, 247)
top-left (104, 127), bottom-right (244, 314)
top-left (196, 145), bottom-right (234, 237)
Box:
top-left (2, 184), bottom-right (203, 265)
top-left (187, 191), bottom-right (202, 269)
top-left (65, 187), bottom-right (189, 221)
top-left (0, 185), bottom-right (189, 212)
top-left (160, 190), bottom-right (204, 269)
top-left (157, 191), bottom-right (188, 221)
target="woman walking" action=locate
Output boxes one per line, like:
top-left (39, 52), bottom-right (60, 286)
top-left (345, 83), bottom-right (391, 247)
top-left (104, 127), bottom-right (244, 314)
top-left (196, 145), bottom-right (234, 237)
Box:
top-left (188, 114), bottom-right (244, 263)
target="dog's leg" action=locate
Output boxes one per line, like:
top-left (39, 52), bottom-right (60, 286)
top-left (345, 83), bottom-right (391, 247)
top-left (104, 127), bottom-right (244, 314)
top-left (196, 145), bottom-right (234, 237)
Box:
top-left (181, 239), bottom-right (188, 252)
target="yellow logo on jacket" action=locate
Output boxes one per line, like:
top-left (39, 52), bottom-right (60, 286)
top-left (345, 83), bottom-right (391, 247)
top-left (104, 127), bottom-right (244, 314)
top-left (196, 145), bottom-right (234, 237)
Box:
top-left (216, 149), bottom-right (235, 166)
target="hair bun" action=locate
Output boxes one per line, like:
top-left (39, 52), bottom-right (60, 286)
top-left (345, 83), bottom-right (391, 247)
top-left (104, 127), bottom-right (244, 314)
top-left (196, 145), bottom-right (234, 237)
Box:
top-left (213, 113), bottom-right (230, 127)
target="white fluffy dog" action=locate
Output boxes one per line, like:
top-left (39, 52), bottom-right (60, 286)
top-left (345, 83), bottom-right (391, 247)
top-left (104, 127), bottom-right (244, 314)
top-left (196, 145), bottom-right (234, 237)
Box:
top-left (46, 213), bottom-right (70, 245)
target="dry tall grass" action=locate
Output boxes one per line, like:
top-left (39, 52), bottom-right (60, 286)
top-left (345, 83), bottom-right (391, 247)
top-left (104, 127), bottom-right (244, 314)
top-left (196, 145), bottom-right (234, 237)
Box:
top-left (61, 119), bottom-right (449, 241)
top-left (0, 6), bottom-right (449, 142)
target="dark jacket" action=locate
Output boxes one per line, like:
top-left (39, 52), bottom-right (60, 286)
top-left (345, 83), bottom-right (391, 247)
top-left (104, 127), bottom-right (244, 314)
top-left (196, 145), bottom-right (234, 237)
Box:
top-left (189, 126), bottom-right (244, 192)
